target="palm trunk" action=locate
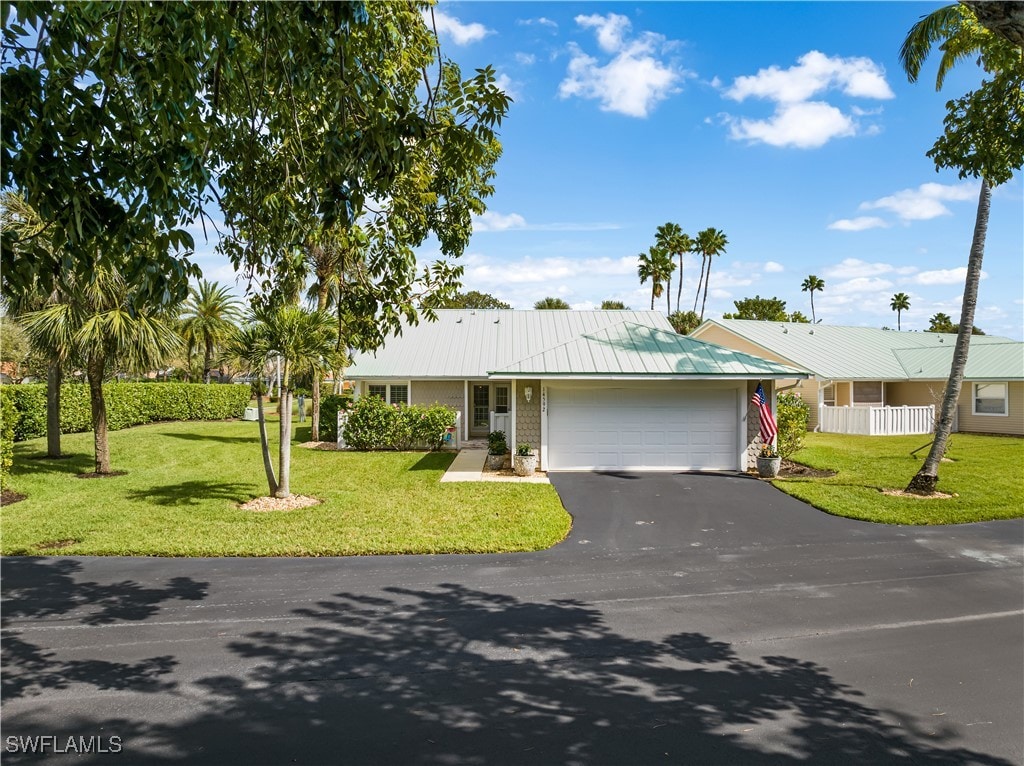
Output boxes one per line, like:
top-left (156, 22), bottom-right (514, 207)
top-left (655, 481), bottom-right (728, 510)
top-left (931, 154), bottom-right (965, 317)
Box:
top-left (907, 178), bottom-right (990, 494)
top-left (277, 387), bottom-right (292, 498)
top-left (676, 255), bottom-right (683, 315)
top-left (693, 257), bottom-right (707, 313)
top-left (310, 286), bottom-right (329, 442)
top-left (665, 275), bottom-right (672, 314)
top-left (255, 391), bottom-right (279, 496)
top-left (650, 289), bottom-right (655, 311)
top-left (203, 340), bottom-right (213, 384)
top-left (46, 359), bottom-right (62, 458)
top-left (810, 292), bottom-right (816, 323)
top-left (700, 259), bottom-right (713, 321)
top-left (86, 355), bottom-right (111, 474)
top-left (897, 311), bottom-right (902, 331)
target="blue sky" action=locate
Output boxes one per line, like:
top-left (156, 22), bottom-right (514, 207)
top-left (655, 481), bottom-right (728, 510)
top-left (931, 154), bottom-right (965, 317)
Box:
top-left (197, 2), bottom-right (1023, 339)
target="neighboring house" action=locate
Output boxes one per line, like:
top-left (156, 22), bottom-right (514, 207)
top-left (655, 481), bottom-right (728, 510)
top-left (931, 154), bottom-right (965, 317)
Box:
top-left (690, 319), bottom-right (1024, 436)
top-left (346, 310), bottom-right (805, 472)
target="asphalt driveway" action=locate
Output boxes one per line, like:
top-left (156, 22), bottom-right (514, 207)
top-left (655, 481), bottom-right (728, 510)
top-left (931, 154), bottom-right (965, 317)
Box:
top-left (3, 472), bottom-right (1022, 765)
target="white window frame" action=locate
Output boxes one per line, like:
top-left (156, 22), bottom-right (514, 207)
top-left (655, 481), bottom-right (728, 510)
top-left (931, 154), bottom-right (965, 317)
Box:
top-left (972, 382), bottom-right (1008, 417)
top-left (365, 381), bottom-right (410, 406)
top-left (821, 383), bottom-right (836, 407)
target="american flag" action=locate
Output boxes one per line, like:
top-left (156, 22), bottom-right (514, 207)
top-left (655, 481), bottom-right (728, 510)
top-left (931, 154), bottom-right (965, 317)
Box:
top-left (752, 383), bottom-right (778, 443)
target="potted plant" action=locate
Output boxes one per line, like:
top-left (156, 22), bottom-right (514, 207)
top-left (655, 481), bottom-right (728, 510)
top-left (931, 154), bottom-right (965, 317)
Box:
top-left (756, 443), bottom-right (782, 479)
top-left (513, 442), bottom-right (538, 477)
top-left (487, 430), bottom-right (508, 470)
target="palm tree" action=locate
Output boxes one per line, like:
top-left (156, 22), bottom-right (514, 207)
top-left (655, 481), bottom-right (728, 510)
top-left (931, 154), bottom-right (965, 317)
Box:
top-left (655, 222), bottom-right (692, 314)
top-left (890, 292), bottom-right (911, 331)
top-left (534, 297), bottom-right (571, 310)
top-left (230, 306), bottom-right (339, 498)
top-left (801, 275), bottom-right (825, 323)
top-left (22, 269), bottom-right (181, 474)
top-left (179, 281), bottom-right (243, 384)
top-left (694, 228), bottom-right (728, 321)
top-left (638, 247), bottom-right (672, 312)
top-left (900, 3), bottom-right (1021, 494)
top-left (600, 300), bottom-right (628, 310)
top-left (928, 312), bottom-right (955, 333)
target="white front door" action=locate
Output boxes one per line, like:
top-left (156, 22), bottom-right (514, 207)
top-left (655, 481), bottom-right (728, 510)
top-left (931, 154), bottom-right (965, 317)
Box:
top-left (547, 385), bottom-right (739, 471)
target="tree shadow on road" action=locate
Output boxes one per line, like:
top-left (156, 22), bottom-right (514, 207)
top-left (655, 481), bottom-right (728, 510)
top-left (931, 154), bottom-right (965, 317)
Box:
top-left (3, 569), bottom-right (1012, 765)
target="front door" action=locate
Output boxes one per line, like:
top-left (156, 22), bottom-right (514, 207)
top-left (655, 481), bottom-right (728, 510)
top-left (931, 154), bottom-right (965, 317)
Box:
top-left (471, 384), bottom-right (490, 437)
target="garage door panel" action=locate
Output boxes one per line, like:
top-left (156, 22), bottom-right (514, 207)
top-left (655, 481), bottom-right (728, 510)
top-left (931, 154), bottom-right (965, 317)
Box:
top-left (548, 386), bottom-right (738, 471)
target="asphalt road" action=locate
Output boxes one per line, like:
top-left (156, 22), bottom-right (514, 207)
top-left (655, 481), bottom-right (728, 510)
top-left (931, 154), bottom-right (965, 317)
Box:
top-left (2, 471), bottom-right (1022, 765)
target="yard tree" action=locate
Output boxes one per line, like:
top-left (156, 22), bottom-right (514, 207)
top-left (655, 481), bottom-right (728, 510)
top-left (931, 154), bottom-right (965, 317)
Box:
top-left (693, 228), bottom-right (728, 321)
top-left (600, 300), bottom-right (629, 310)
top-left (890, 293), bottom-right (911, 330)
top-left (654, 223), bottom-right (692, 315)
top-left (21, 267), bottom-right (182, 475)
top-left (722, 296), bottom-right (790, 322)
top-left (800, 275), bottom-right (825, 323)
top-left (534, 297), bottom-right (571, 310)
top-left (432, 291), bottom-right (512, 310)
top-left (668, 310), bottom-right (701, 335)
top-left (900, 2), bottom-right (1024, 495)
top-left (179, 281), bottom-right (243, 384)
top-left (637, 246), bottom-right (674, 312)
top-left (788, 311), bottom-right (811, 324)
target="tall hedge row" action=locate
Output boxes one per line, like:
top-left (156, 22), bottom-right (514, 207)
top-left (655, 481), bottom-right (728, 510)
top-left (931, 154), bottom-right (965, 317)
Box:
top-left (0, 393), bottom-right (14, 490)
top-left (0, 383), bottom-right (252, 442)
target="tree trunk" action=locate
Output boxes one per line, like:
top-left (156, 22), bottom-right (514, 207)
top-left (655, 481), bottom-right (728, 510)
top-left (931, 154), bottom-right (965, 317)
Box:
top-left (46, 359), bottom-right (62, 458)
top-left (650, 289), bottom-right (655, 311)
top-left (86, 355), bottom-right (111, 474)
top-left (700, 259), bottom-right (713, 321)
top-left (310, 286), bottom-right (329, 442)
top-left (897, 311), bottom-right (902, 331)
top-left (277, 387), bottom-right (292, 498)
top-left (693, 256), bottom-right (707, 313)
top-left (255, 391), bottom-right (279, 496)
top-left (810, 292), bottom-right (816, 323)
top-left (907, 178), bottom-right (991, 494)
top-left (203, 339), bottom-right (213, 384)
top-left (676, 255), bottom-right (683, 316)
top-left (665, 275), bottom-right (672, 315)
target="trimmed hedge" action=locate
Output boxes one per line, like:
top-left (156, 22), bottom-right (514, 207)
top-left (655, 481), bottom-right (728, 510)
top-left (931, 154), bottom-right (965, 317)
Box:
top-left (0, 383), bottom-right (252, 442)
top-left (318, 393), bottom-right (354, 441)
top-left (0, 393), bottom-right (14, 490)
top-left (343, 396), bottom-right (456, 451)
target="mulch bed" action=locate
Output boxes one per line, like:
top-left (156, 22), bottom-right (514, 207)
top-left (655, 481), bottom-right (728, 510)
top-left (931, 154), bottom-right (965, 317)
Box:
top-left (75, 471), bottom-right (127, 479)
top-left (299, 441), bottom-right (339, 451)
top-left (240, 494), bottom-right (321, 512)
top-left (778, 460), bottom-right (837, 478)
top-left (1, 489), bottom-right (26, 505)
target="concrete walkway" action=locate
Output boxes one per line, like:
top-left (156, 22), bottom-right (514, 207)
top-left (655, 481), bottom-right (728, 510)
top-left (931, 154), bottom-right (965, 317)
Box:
top-left (439, 448), bottom-right (549, 483)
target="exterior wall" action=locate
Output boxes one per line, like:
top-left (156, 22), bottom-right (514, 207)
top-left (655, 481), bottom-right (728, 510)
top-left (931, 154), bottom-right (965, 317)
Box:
top-left (956, 380), bottom-right (1024, 436)
top-left (410, 381), bottom-right (465, 432)
top-left (835, 382), bottom-right (853, 407)
top-left (886, 381), bottom-right (945, 407)
top-left (692, 325), bottom-right (821, 429)
top-left (514, 379), bottom-right (542, 466)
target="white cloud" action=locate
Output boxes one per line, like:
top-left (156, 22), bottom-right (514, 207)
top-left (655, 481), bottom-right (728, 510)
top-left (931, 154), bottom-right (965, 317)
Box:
top-left (824, 258), bottom-right (918, 279)
top-left (428, 10), bottom-right (491, 45)
top-left (830, 276), bottom-right (895, 295)
top-left (727, 101), bottom-right (855, 149)
top-left (559, 14), bottom-right (687, 118)
top-left (914, 267), bottom-right (987, 285)
top-left (763, 261), bottom-right (785, 273)
top-left (517, 17), bottom-right (558, 30)
top-left (725, 51), bottom-right (894, 103)
top-left (494, 73), bottom-right (521, 101)
top-left (466, 255), bottom-right (640, 286)
top-left (473, 211), bottom-right (527, 232)
top-left (514, 52), bottom-right (536, 66)
top-left (859, 182), bottom-right (978, 222)
top-left (827, 216), bottom-right (889, 231)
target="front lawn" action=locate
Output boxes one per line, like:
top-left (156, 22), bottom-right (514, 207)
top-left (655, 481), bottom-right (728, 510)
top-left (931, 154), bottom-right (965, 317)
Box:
top-left (1, 419), bottom-right (571, 556)
top-left (775, 433), bottom-right (1024, 525)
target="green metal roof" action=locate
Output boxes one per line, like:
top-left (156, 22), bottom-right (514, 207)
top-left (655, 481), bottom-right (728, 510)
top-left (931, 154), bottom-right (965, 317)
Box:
top-left (489, 322), bottom-right (806, 378)
top-left (347, 310), bottom-right (675, 379)
top-left (693, 319), bottom-right (1014, 380)
top-left (893, 343), bottom-right (1024, 381)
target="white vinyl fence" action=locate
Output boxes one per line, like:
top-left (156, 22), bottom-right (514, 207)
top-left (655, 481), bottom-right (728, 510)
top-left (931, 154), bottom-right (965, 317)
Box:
top-left (818, 405), bottom-right (936, 436)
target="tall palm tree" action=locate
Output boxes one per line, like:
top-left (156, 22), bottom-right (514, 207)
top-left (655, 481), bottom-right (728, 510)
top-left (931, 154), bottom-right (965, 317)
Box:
top-left (655, 222), bottom-right (692, 314)
top-left (890, 292), bottom-right (911, 331)
top-left (179, 281), bottom-right (243, 383)
top-left (900, 2), bottom-right (1021, 494)
top-left (694, 228), bottom-right (728, 321)
top-left (22, 268), bottom-right (181, 474)
top-left (801, 275), bottom-right (825, 323)
top-left (230, 306), bottom-right (338, 498)
top-left (638, 247), bottom-right (673, 312)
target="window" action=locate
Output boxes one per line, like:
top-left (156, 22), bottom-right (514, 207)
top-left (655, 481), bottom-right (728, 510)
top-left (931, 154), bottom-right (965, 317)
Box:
top-left (366, 383), bottom-right (408, 405)
top-left (853, 381), bottom-right (883, 405)
top-left (974, 382), bottom-right (1007, 416)
top-left (494, 386), bottom-right (510, 414)
top-left (822, 384), bottom-right (836, 407)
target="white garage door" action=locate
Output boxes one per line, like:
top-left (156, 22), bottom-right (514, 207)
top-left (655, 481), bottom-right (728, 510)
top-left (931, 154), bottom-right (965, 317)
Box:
top-left (547, 386), bottom-right (739, 471)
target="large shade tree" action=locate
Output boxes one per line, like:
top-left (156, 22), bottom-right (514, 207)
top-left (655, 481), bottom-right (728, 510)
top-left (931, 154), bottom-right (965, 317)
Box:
top-left (900, 2), bottom-right (1024, 494)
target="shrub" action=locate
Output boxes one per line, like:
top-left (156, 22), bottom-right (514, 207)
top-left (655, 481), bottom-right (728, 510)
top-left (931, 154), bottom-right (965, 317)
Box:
top-left (1, 392), bottom-right (15, 490)
top-left (318, 393), bottom-right (354, 441)
top-left (342, 396), bottom-right (456, 451)
top-left (3, 383), bottom-right (251, 441)
top-left (488, 430), bottom-right (508, 455)
top-left (777, 392), bottom-right (810, 459)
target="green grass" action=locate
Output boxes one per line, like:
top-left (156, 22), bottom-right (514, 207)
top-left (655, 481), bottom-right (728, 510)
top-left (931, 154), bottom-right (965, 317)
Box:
top-left (1, 418), bottom-right (571, 556)
top-left (775, 432), bottom-right (1024, 525)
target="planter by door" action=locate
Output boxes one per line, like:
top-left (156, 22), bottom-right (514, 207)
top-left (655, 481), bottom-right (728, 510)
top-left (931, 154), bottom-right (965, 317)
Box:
top-left (513, 453), bottom-right (537, 477)
top-left (487, 454), bottom-right (506, 470)
top-left (756, 456), bottom-right (782, 479)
